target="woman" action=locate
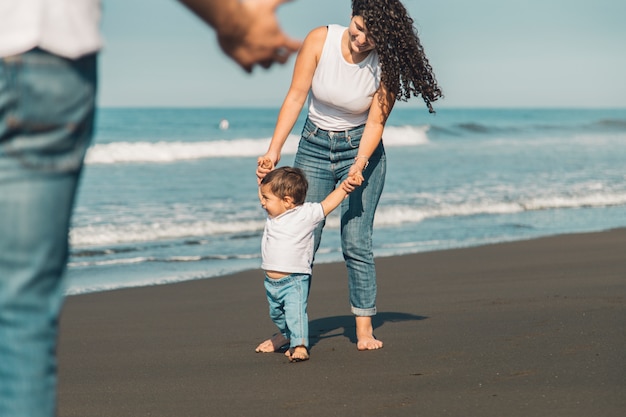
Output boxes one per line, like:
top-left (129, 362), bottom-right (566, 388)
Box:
top-left (256, 0), bottom-right (442, 352)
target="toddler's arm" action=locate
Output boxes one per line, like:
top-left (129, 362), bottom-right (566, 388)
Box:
top-left (320, 175), bottom-right (362, 216)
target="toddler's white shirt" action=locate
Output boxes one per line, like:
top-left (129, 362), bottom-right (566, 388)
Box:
top-left (261, 203), bottom-right (325, 275)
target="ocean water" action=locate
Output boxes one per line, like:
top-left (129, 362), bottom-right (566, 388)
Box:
top-left (65, 107), bottom-right (626, 294)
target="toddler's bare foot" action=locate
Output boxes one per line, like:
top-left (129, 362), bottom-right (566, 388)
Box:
top-left (255, 333), bottom-right (289, 353)
top-left (356, 316), bottom-right (383, 351)
top-left (287, 346), bottom-right (309, 362)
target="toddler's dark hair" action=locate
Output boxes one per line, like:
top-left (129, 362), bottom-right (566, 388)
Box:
top-left (261, 167), bottom-right (308, 205)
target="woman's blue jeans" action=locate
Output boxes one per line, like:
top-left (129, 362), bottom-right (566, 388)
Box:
top-left (264, 273), bottom-right (310, 348)
top-left (294, 118), bottom-right (386, 316)
top-left (0, 48), bottom-right (97, 416)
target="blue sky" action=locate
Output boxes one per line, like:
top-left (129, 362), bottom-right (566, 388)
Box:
top-left (99, 0), bottom-right (626, 108)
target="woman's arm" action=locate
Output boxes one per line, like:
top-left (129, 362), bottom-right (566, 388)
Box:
top-left (349, 82), bottom-right (396, 179)
top-left (256, 26), bottom-right (327, 181)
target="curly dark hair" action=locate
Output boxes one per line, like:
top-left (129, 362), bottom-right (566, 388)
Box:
top-left (352, 0), bottom-right (443, 113)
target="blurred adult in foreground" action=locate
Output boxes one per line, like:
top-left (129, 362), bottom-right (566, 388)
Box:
top-left (0, 0), bottom-right (300, 415)
top-left (256, 0), bottom-right (442, 351)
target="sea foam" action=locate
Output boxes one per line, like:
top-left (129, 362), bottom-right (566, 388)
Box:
top-left (84, 125), bottom-right (430, 165)
top-left (69, 190), bottom-right (626, 248)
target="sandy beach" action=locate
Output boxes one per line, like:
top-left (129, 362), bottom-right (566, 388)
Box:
top-left (58, 229), bottom-right (626, 417)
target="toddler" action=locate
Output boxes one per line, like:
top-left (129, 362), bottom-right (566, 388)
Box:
top-left (255, 165), bottom-right (360, 362)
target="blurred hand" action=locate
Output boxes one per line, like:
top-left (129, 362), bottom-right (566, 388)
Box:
top-left (218, 0), bottom-right (302, 72)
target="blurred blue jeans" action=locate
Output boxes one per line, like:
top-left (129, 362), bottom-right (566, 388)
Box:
top-left (294, 118), bottom-right (386, 316)
top-left (0, 48), bottom-right (97, 416)
top-left (264, 273), bottom-right (310, 348)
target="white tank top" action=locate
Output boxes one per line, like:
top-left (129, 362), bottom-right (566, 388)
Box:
top-left (308, 24), bottom-right (381, 130)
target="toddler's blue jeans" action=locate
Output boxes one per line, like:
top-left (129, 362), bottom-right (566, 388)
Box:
top-left (264, 273), bottom-right (310, 349)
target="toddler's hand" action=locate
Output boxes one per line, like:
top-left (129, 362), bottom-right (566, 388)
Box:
top-left (347, 163), bottom-right (365, 184)
top-left (258, 157), bottom-right (273, 170)
top-left (341, 174), bottom-right (363, 193)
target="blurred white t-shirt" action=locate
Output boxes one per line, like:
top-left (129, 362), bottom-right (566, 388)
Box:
top-left (0, 0), bottom-right (102, 58)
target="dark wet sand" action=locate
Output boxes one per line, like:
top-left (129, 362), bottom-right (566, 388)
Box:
top-left (58, 229), bottom-right (626, 417)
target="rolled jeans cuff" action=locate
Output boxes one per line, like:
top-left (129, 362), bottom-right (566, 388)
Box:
top-left (351, 305), bottom-right (377, 316)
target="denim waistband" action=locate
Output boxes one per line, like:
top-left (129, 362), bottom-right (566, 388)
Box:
top-left (264, 272), bottom-right (310, 286)
top-left (1, 47), bottom-right (97, 65)
top-left (304, 118), bottom-right (365, 139)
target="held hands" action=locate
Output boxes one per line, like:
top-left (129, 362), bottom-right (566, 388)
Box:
top-left (257, 152), bottom-right (365, 190)
top-left (347, 156), bottom-right (367, 187)
top-left (217, 0), bottom-right (302, 72)
top-left (256, 156), bottom-right (276, 184)
top-left (341, 173), bottom-right (363, 194)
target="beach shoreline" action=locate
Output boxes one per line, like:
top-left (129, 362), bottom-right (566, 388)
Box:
top-left (58, 228), bottom-right (626, 417)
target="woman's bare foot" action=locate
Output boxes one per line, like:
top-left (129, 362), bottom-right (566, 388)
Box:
top-left (356, 316), bottom-right (383, 351)
top-left (287, 346), bottom-right (309, 362)
top-left (255, 333), bottom-right (290, 353)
